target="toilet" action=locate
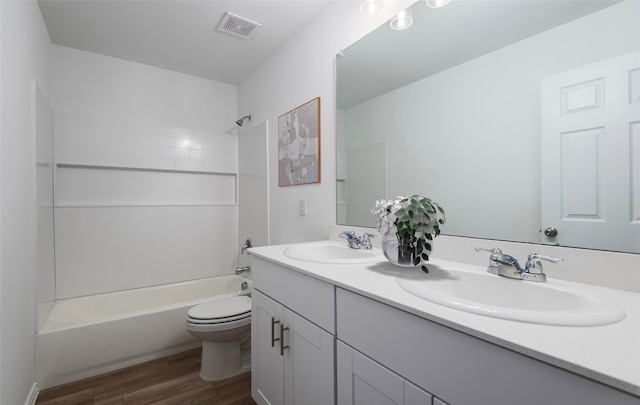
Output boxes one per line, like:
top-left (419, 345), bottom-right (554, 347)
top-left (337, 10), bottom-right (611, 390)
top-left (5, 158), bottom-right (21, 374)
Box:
top-left (185, 295), bottom-right (252, 381)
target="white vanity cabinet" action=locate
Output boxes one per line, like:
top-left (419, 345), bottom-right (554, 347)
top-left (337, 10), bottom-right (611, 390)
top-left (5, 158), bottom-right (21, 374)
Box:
top-left (251, 256), bottom-right (335, 405)
top-left (337, 341), bottom-right (439, 405)
top-left (336, 287), bottom-right (639, 405)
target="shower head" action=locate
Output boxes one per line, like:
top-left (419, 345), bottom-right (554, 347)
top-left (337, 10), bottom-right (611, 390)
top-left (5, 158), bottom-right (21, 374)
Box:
top-left (236, 115), bottom-right (251, 126)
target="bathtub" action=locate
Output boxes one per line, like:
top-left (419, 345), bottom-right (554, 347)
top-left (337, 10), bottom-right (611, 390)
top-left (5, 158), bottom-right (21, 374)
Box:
top-left (35, 274), bottom-right (251, 389)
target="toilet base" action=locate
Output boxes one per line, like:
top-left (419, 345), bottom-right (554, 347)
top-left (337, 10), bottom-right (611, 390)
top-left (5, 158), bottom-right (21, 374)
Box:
top-left (200, 340), bottom-right (244, 382)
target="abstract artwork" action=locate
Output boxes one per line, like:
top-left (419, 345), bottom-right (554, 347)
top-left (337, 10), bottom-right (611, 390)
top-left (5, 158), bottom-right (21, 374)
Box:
top-left (278, 97), bottom-right (321, 186)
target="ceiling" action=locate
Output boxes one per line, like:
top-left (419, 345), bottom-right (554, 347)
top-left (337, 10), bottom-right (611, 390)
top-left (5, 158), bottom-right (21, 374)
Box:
top-left (38, 0), bottom-right (332, 85)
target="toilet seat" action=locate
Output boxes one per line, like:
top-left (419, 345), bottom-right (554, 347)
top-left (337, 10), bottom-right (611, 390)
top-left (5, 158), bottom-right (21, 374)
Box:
top-left (187, 296), bottom-right (251, 325)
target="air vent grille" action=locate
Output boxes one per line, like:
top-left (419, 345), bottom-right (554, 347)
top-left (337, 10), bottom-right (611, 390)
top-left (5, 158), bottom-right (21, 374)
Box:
top-left (217, 12), bottom-right (261, 40)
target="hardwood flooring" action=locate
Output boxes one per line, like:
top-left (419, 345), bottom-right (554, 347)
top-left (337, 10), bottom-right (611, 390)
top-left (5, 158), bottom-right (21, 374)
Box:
top-left (36, 348), bottom-right (257, 405)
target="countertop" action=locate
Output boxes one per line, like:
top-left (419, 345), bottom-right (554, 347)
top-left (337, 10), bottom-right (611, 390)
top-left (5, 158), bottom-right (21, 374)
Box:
top-left (249, 240), bottom-right (640, 397)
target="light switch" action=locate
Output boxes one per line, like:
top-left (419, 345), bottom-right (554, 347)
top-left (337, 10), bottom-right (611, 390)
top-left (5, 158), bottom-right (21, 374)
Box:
top-left (298, 199), bottom-right (307, 216)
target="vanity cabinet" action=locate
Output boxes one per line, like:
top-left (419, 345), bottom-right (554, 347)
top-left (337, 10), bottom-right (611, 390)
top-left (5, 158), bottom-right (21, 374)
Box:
top-left (337, 341), bottom-right (440, 405)
top-left (336, 287), bottom-right (639, 405)
top-left (251, 257), bottom-right (335, 405)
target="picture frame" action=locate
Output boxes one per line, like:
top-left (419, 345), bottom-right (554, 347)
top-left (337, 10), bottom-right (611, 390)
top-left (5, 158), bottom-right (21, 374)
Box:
top-left (277, 97), bottom-right (321, 186)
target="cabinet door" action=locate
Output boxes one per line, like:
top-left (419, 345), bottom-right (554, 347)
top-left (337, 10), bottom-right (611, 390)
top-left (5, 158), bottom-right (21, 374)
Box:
top-left (337, 341), bottom-right (432, 405)
top-left (252, 290), bottom-right (285, 405)
top-left (284, 308), bottom-right (335, 405)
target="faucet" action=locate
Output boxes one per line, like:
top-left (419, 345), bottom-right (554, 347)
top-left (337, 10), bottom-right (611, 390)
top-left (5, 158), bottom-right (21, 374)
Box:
top-left (339, 231), bottom-right (361, 248)
top-left (241, 238), bottom-right (252, 255)
top-left (235, 265), bottom-right (250, 275)
top-left (360, 233), bottom-right (375, 250)
top-left (474, 247), bottom-right (502, 275)
top-left (339, 231), bottom-right (375, 249)
top-left (475, 248), bottom-right (562, 282)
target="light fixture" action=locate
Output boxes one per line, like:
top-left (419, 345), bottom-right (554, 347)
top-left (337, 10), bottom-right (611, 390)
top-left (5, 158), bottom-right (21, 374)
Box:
top-left (426, 0), bottom-right (452, 8)
top-left (390, 8), bottom-right (413, 30)
top-left (360, 0), bottom-right (383, 15)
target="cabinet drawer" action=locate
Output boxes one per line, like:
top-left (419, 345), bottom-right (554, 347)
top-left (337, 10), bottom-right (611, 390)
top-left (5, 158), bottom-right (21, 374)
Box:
top-left (336, 288), bottom-right (639, 405)
top-left (252, 256), bottom-right (335, 333)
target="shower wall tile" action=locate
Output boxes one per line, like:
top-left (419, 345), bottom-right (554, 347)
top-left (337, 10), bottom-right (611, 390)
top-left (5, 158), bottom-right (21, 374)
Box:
top-left (52, 111), bottom-right (240, 297)
top-left (160, 146), bottom-right (190, 160)
top-left (57, 166), bottom-right (236, 206)
top-left (175, 159), bottom-right (223, 172)
top-left (53, 111), bottom-right (237, 173)
top-left (189, 149), bottom-right (218, 161)
top-left (55, 206), bottom-right (239, 298)
top-left (54, 150), bottom-right (177, 172)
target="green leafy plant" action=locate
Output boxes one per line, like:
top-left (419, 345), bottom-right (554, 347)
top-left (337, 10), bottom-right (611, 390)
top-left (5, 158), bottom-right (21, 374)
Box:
top-left (372, 195), bottom-right (446, 272)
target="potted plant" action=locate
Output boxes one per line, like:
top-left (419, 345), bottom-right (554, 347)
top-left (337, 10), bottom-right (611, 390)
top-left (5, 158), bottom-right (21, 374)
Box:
top-left (371, 194), bottom-right (446, 272)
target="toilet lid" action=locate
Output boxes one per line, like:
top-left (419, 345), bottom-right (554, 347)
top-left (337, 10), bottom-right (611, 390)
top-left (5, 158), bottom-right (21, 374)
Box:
top-left (187, 296), bottom-right (251, 320)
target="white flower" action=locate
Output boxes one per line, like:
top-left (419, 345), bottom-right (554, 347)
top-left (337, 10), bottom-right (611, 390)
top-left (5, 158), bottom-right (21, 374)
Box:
top-left (371, 196), bottom-right (404, 235)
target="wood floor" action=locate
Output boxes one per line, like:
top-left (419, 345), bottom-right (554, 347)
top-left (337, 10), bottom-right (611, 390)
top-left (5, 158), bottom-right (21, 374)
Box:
top-left (36, 348), bottom-right (257, 405)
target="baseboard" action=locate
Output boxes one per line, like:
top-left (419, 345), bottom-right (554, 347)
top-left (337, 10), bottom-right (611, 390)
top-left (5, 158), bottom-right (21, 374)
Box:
top-left (24, 383), bottom-right (39, 405)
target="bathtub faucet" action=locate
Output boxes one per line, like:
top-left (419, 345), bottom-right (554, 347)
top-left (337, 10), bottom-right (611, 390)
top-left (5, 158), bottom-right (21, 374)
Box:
top-left (241, 238), bottom-right (252, 255)
top-left (235, 266), bottom-right (250, 275)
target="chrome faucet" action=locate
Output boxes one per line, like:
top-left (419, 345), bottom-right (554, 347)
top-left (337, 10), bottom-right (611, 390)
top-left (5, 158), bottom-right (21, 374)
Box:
top-left (241, 238), bottom-right (252, 255)
top-left (235, 265), bottom-right (250, 275)
top-left (474, 247), bottom-right (502, 276)
top-left (475, 248), bottom-right (562, 282)
top-left (360, 233), bottom-right (375, 250)
top-left (339, 231), bottom-right (375, 249)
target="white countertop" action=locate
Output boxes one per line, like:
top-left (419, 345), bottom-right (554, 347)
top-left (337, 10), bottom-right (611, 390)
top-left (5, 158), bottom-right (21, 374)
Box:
top-left (249, 240), bottom-right (640, 397)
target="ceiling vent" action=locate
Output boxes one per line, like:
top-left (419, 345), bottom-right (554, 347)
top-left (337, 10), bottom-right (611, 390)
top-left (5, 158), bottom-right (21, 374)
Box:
top-left (217, 12), bottom-right (261, 40)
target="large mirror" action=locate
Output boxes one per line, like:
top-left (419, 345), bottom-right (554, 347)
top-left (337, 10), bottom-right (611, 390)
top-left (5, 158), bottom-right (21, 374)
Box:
top-left (336, 0), bottom-right (640, 253)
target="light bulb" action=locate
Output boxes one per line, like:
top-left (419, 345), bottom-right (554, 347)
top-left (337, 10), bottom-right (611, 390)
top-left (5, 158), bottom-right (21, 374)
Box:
top-left (390, 8), bottom-right (413, 31)
top-left (426, 0), bottom-right (452, 8)
top-left (360, 0), bottom-right (384, 15)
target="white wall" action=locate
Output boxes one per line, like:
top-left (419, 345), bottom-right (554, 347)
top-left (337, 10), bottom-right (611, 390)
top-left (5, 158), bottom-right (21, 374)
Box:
top-left (0, 1), bottom-right (51, 403)
top-left (50, 46), bottom-right (241, 298)
top-left (51, 45), bottom-right (236, 130)
top-left (237, 1), bottom-right (414, 245)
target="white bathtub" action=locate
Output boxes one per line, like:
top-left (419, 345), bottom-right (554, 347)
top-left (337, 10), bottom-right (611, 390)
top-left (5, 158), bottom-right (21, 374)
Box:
top-left (35, 274), bottom-right (251, 389)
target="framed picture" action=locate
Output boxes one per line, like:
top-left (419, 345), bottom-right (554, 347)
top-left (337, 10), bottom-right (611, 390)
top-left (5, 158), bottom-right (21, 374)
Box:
top-left (278, 97), bottom-right (321, 186)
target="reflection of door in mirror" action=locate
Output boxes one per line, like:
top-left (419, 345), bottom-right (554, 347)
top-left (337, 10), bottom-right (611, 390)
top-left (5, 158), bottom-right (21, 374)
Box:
top-left (541, 50), bottom-right (640, 253)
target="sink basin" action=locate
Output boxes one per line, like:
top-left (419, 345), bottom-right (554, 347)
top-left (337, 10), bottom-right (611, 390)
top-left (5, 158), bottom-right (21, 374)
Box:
top-left (284, 241), bottom-right (383, 264)
top-left (396, 266), bottom-right (626, 326)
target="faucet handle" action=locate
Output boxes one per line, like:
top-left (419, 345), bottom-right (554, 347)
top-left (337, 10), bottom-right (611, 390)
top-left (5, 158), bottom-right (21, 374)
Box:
top-left (474, 247), bottom-right (502, 254)
top-left (525, 253), bottom-right (563, 274)
top-left (339, 231), bottom-right (362, 249)
top-left (360, 233), bottom-right (375, 249)
top-left (241, 238), bottom-right (253, 255)
top-left (527, 253), bottom-right (563, 263)
top-left (475, 247), bottom-right (502, 275)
